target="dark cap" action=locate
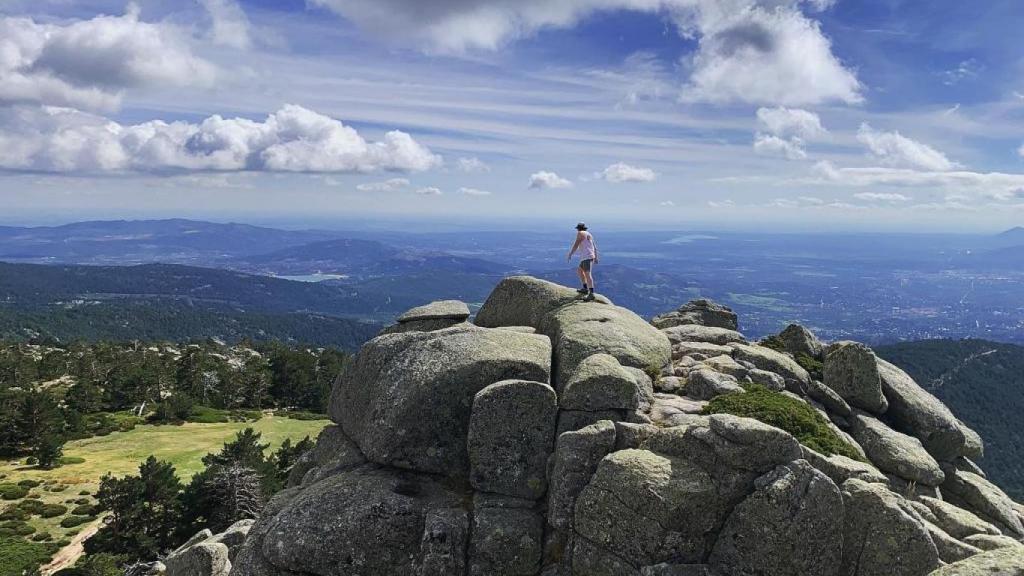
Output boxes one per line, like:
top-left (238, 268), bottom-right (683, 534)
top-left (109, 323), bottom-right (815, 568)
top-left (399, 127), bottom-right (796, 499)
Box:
top-left (575, 222), bottom-right (587, 231)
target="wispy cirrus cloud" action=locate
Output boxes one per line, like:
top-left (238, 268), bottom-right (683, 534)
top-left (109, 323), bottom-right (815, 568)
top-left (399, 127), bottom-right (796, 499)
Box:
top-left (356, 178), bottom-right (411, 191)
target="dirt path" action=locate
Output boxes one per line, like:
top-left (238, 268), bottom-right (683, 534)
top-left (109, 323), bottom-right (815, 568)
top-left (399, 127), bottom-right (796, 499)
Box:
top-left (40, 519), bottom-right (103, 575)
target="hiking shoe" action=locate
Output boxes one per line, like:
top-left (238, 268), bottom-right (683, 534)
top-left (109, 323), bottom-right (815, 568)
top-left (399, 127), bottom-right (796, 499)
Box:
top-left (584, 292), bottom-right (596, 301)
top-left (577, 288), bottom-right (588, 295)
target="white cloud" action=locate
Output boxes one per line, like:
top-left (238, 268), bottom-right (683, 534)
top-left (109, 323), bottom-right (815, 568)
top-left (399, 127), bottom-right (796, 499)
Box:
top-left (756, 107), bottom-right (826, 139)
top-left (416, 186), bottom-right (443, 195)
top-left (753, 133), bottom-right (806, 160)
top-left (1018, 143), bottom-right (1024, 158)
top-left (0, 5), bottom-right (216, 111)
top-left (199, 0), bottom-right (253, 49)
top-left (680, 3), bottom-right (862, 105)
top-left (659, 200), bottom-right (676, 206)
top-left (528, 170), bottom-right (573, 189)
top-left (456, 156), bottom-right (490, 172)
top-left (809, 161), bottom-right (1024, 202)
top-left (856, 123), bottom-right (957, 171)
top-left (941, 59), bottom-right (981, 86)
top-left (459, 186), bottom-right (492, 196)
top-left (708, 199), bottom-right (736, 208)
top-left (356, 178), bottom-right (411, 191)
top-left (853, 192), bottom-right (911, 203)
top-left (312, 0), bottom-right (859, 105)
top-left (0, 104), bottom-right (442, 173)
top-left (599, 162), bottom-right (657, 183)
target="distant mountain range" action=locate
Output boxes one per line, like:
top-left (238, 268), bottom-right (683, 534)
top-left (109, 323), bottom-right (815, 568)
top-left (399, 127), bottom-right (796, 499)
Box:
top-left (877, 339), bottom-right (1024, 501)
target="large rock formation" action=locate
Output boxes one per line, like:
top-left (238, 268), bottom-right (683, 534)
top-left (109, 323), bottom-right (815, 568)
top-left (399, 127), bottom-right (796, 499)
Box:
top-left (216, 279), bottom-right (1021, 576)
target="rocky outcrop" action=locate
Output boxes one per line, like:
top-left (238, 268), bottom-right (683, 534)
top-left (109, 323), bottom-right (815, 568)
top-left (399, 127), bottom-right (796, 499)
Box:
top-left (539, 302), bottom-right (671, 392)
top-left (475, 276), bottom-right (610, 328)
top-left (166, 520), bottom-right (252, 576)
top-left (823, 342), bottom-right (889, 414)
top-left (329, 324), bottom-right (551, 476)
top-left (224, 277), bottom-right (1021, 576)
top-left (708, 460), bottom-right (844, 576)
top-left (468, 380), bottom-right (557, 500)
top-left (651, 298), bottom-right (738, 330)
top-left (928, 546), bottom-right (1024, 575)
top-left (776, 323), bottom-right (825, 359)
top-left (877, 359), bottom-right (982, 460)
top-left (840, 479), bottom-right (940, 576)
top-left (848, 411), bottom-right (945, 486)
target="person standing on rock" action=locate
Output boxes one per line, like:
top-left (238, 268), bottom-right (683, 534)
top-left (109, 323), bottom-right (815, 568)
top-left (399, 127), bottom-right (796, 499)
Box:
top-left (567, 222), bottom-right (599, 301)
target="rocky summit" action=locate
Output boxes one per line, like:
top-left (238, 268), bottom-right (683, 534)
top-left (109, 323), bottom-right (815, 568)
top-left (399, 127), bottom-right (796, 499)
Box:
top-left (167, 276), bottom-right (1024, 576)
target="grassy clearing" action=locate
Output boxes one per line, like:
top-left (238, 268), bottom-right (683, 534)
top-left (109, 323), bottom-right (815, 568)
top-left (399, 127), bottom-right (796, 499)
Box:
top-left (0, 416), bottom-right (328, 554)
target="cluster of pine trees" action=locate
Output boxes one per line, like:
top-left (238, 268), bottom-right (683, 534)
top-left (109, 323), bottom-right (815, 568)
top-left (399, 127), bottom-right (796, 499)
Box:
top-left (0, 339), bottom-right (349, 467)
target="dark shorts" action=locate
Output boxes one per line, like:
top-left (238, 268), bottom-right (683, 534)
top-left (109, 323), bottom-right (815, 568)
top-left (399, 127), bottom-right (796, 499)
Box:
top-left (579, 258), bottom-right (594, 272)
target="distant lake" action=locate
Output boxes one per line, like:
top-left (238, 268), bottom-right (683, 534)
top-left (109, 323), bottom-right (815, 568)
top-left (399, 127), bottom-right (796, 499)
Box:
top-left (276, 273), bottom-right (349, 282)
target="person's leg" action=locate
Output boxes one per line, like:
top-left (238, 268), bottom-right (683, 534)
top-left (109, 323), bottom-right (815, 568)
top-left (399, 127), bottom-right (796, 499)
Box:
top-left (576, 264), bottom-right (588, 292)
top-left (584, 268), bottom-right (595, 291)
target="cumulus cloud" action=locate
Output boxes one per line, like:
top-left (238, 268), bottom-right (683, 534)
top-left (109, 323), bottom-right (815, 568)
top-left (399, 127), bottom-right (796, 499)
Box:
top-left (752, 107), bottom-right (825, 160)
top-left (753, 134), bottom-right (807, 160)
top-left (356, 178), bottom-right (411, 191)
top-left (459, 186), bottom-right (492, 196)
top-left (599, 162), bottom-right (657, 183)
top-left (853, 192), bottom-right (911, 202)
top-left (679, 2), bottom-right (862, 105)
top-left (456, 156), bottom-right (490, 172)
top-left (199, 0), bottom-right (253, 49)
top-left (756, 107), bottom-right (826, 139)
top-left (856, 124), bottom-right (957, 171)
top-left (416, 186), bottom-right (443, 195)
top-left (528, 170), bottom-right (573, 189)
top-left (0, 5), bottom-right (216, 111)
top-left (0, 104), bottom-right (441, 173)
top-left (312, 0), bottom-right (859, 105)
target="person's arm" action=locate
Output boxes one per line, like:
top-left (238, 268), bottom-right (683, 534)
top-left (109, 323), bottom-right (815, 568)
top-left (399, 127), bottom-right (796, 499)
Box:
top-left (567, 232), bottom-right (583, 261)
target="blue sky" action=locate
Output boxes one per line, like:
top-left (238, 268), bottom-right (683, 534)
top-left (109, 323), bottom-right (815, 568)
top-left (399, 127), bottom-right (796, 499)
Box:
top-left (1, 0), bottom-right (1023, 231)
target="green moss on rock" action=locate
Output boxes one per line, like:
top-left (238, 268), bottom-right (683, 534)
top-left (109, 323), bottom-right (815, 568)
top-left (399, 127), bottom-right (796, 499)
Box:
top-left (702, 385), bottom-right (863, 461)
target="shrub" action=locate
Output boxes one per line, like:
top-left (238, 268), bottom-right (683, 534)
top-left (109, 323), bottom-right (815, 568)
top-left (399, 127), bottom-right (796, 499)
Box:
top-left (795, 352), bottom-right (824, 381)
top-left (60, 515), bottom-right (92, 528)
top-left (60, 457), bottom-right (86, 466)
top-left (0, 484), bottom-right (28, 501)
top-left (48, 485), bottom-right (68, 493)
top-left (0, 507), bottom-right (28, 521)
top-left (25, 457), bottom-right (38, 466)
top-left (16, 499), bottom-right (44, 514)
top-left (759, 335), bottom-right (788, 353)
top-left (186, 405), bottom-right (231, 424)
top-left (41, 504), bottom-right (69, 518)
top-left (71, 504), bottom-right (98, 517)
top-left (279, 410), bottom-right (327, 421)
top-left (31, 532), bottom-right (52, 542)
top-left (0, 520), bottom-right (35, 536)
top-left (17, 480), bottom-right (41, 489)
top-left (0, 536), bottom-right (59, 576)
top-left (78, 491), bottom-right (91, 496)
top-left (702, 384), bottom-right (864, 461)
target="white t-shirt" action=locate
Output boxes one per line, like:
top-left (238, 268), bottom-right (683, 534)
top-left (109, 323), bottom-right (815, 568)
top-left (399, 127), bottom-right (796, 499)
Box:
top-left (578, 231), bottom-right (596, 260)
